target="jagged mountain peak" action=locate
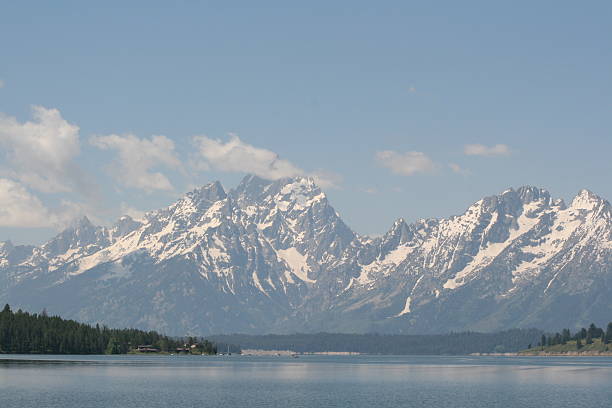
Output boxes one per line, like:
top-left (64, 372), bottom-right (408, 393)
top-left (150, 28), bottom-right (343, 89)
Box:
top-left (38, 215), bottom-right (110, 260)
top-left (0, 240), bottom-right (14, 254)
top-left (276, 176), bottom-right (320, 195)
top-left (232, 174), bottom-right (324, 208)
top-left (49, 215), bottom-right (100, 244)
top-left (239, 173), bottom-right (316, 188)
top-left (571, 188), bottom-right (607, 211)
top-left (71, 215), bottom-right (95, 229)
top-left (273, 177), bottom-right (325, 211)
top-left (385, 218), bottom-right (410, 240)
top-left (373, 218), bottom-right (414, 259)
top-left (181, 181), bottom-right (227, 209)
top-left (453, 187), bottom-right (556, 226)
top-left (388, 217), bottom-right (407, 230)
top-left (234, 174), bottom-right (270, 195)
top-left (110, 215), bottom-right (143, 239)
top-left (188, 180), bottom-right (226, 201)
top-left (515, 186), bottom-right (552, 205)
top-left (160, 182), bottom-right (228, 223)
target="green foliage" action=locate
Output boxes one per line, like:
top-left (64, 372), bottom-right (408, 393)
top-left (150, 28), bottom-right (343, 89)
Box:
top-left (561, 329), bottom-right (571, 344)
top-left (192, 340), bottom-right (217, 355)
top-left (0, 305), bottom-right (217, 355)
top-left (105, 336), bottom-right (122, 355)
top-left (523, 322), bottom-right (612, 353)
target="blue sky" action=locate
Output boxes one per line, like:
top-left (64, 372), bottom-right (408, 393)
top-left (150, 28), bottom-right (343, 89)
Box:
top-left (1, 1), bottom-right (611, 244)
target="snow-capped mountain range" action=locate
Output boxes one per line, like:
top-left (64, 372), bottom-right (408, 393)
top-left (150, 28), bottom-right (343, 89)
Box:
top-left (1, 175), bottom-right (611, 335)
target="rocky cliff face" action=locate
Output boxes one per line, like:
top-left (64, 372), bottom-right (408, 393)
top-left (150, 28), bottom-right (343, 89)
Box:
top-left (1, 176), bottom-right (610, 335)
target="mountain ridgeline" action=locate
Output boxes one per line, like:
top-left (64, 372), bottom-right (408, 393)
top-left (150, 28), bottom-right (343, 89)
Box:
top-left (1, 175), bottom-right (611, 335)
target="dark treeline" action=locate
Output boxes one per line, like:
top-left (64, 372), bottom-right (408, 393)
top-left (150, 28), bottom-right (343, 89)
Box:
top-left (538, 322), bottom-right (612, 349)
top-left (6, 302), bottom-right (607, 355)
top-left (209, 329), bottom-right (542, 354)
top-left (0, 305), bottom-right (217, 355)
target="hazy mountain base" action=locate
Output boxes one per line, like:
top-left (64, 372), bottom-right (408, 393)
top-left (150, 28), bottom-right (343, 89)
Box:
top-left (209, 329), bottom-right (542, 355)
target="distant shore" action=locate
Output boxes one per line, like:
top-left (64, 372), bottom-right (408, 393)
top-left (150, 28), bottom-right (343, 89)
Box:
top-left (472, 351), bottom-right (612, 357)
top-left (241, 349), bottom-right (361, 356)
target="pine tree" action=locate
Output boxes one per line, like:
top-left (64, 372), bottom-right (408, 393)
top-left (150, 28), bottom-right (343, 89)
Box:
top-left (587, 323), bottom-right (601, 339)
top-left (561, 329), bottom-right (571, 344)
top-left (105, 336), bottom-right (122, 354)
top-left (158, 338), bottom-right (168, 352)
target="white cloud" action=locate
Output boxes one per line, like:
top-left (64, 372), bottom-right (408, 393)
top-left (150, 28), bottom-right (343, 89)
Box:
top-left (463, 144), bottom-right (511, 157)
top-left (309, 170), bottom-right (343, 190)
top-left (193, 134), bottom-right (302, 180)
top-left (0, 80), bottom-right (4, 88)
top-left (120, 202), bottom-right (147, 222)
top-left (0, 178), bottom-right (54, 227)
top-left (193, 134), bottom-right (342, 188)
top-left (58, 201), bottom-right (92, 223)
top-left (449, 163), bottom-right (471, 176)
top-left (0, 178), bottom-right (99, 229)
top-left (375, 150), bottom-right (436, 176)
top-left (91, 134), bottom-right (181, 192)
top-left (0, 106), bottom-right (87, 193)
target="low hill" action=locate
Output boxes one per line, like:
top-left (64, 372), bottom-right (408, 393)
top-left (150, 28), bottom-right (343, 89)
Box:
top-left (521, 339), bottom-right (611, 355)
top-left (520, 322), bottom-right (612, 355)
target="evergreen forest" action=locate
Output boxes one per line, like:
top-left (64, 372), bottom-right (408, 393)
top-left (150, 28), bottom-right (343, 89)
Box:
top-left (0, 304), bottom-right (217, 355)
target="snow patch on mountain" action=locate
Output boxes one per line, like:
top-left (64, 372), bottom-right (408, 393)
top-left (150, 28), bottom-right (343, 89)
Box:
top-left (277, 247), bottom-right (315, 283)
top-left (396, 297), bottom-right (412, 316)
top-left (444, 199), bottom-right (548, 289)
top-left (358, 244), bottom-right (415, 287)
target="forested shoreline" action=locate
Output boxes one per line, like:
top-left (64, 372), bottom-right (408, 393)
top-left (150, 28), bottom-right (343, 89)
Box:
top-left (0, 305), bottom-right (217, 355)
top-left (4, 303), bottom-right (610, 356)
top-left (521, 322), bottom-right (612, 354)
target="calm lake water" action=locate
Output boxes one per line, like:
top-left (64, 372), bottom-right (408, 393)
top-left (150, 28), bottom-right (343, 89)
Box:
top-left (1, 354), bottom-right (611, 407)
